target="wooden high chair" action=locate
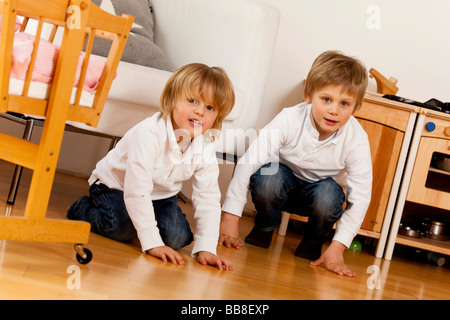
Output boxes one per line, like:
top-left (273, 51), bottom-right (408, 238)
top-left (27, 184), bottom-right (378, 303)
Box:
top-left (0, 0), bottom-right (133, 263)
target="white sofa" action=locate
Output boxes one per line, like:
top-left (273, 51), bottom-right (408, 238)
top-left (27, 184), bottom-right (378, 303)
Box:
top-left (68, 0), bottom-right (280, 158)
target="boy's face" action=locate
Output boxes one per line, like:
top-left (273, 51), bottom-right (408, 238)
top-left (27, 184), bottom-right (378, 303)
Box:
top-left (171, 92), bottom-right (218, 140)
top-left (305, 84), bottom-right (356, 141)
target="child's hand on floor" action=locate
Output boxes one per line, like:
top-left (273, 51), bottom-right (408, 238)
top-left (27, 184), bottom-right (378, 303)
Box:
top-left (309, 240), bottom-right (356, 277)
top-left (197, 251), bottom-right (233, 271)
top-left (218, 212), bottom-right (242, 249)
top-left (218, 234), bottom-right (242, 249)
top-left (147, 246), bottom-right (185, 265)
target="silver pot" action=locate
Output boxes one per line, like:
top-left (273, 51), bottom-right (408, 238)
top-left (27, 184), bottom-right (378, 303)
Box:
top-left (399, 223), bottom-right (421, 238)
top-left (426, 221), bottom-right (449, 241)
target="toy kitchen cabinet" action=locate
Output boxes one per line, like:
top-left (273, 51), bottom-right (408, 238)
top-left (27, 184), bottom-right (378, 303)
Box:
top-left (353, 93), bottom-right (419, 258)
top-left (384, 108), bottom-right (450, 260)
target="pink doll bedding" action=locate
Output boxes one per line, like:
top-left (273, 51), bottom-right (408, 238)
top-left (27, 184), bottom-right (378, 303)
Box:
top-left (11, 32), bottom-right (106, 93)
top-left (1, 15), bottom-right (107, 94)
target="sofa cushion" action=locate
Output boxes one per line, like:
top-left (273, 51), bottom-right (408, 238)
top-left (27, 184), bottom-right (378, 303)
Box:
top-left (109, 59), bottom-right (172, 107)
top-left (91, 0), bottom-right (174, 71)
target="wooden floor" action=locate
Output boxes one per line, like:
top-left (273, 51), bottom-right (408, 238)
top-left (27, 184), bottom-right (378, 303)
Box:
top-left (0, 159), bottom-right (449, 300)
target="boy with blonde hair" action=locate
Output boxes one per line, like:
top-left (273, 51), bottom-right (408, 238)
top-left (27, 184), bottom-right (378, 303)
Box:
top-left (219, 51), bottom-right (372, 277)
top-left (68, 63), bottom-right (235, 270)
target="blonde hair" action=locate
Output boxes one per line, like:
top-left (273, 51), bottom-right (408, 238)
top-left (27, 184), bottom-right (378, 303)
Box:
top-left (304, 51), bottom-right (368, 111)
top-left (160, 63), bottom-right (235, 131)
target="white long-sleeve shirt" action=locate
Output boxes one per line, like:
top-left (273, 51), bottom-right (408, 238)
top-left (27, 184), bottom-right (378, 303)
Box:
top-left (88, 113), bottom-right (221, 256)
top-left (222, 103), bottom-right (373, 248)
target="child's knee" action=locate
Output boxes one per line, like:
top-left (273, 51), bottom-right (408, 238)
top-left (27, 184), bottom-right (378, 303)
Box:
top-left (250, 167), bottom-right (285, 200)
top-left (162, 229), bottom-right (193, 250)
top-left (311, 178), bottom-right (345, 218)
top-left (67, 196), bottom-right (92, 220)
top-left (93, 212), bottom-right (136, 242)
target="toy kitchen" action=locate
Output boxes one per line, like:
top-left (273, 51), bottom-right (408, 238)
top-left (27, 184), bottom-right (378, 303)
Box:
top-left (353, 69), bottom-right (450, 262)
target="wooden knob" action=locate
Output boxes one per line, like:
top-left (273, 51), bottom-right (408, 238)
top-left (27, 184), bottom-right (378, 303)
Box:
top-left (444, 126), bottom-right (450, 137)
top-left (425, 122), bottom-right (436, 132)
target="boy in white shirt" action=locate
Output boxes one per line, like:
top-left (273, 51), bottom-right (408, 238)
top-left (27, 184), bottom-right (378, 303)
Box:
top-left (219, 51), bottom-right (372, 277)
top-left (68, 63), bottom-right (235, 271)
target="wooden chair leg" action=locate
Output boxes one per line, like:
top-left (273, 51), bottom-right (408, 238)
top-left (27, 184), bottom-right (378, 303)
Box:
top-left (278, 211), bottom-right (291, 236)
top-left (24, 111), bottom-right (67, 219)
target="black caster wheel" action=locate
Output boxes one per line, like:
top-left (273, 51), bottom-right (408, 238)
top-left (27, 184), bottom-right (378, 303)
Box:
top-left (74, 244), bottom-right (93, 264)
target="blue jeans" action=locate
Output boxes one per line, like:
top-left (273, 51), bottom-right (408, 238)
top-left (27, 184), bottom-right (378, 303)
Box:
top-left (249, 163), bottom-right (346, 244)
top-left (67, 182), bottom-right (193, 250)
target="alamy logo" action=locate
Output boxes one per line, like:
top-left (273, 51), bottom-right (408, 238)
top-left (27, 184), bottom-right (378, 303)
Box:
top-left (66, 5), bottom-right (81, 29)
top-left (366, 265), bottom-right (381, 290)
top-left (366, 5), bottom-right (381, 30)
top-left (66, 265), bottom-right (81, 289)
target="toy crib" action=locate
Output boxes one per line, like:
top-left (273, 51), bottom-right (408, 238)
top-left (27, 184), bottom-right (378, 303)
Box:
top-left (0, 0), bottom-right (132, 263)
